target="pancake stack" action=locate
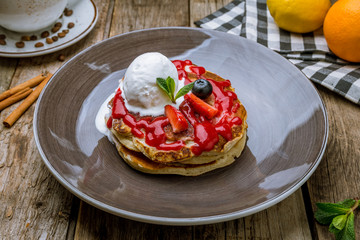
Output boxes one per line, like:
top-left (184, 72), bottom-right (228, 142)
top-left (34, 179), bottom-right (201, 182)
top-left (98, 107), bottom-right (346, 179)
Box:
top-left (106, 63), bottom-right (248, 176)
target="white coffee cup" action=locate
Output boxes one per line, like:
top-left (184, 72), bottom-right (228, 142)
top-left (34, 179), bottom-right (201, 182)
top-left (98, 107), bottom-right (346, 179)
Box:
top-left (0, 0), bottom-right (68, 32)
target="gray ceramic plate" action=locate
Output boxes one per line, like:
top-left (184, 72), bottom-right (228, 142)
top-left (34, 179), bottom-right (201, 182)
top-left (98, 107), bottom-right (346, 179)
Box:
top-left (34, 27), bottom-right (328, 225)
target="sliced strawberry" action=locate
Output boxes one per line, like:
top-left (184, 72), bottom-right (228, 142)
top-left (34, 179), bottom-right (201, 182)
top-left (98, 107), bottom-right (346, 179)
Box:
top-left (184, 93), bottom-right (218, 119)
top-left (164, 105), bottom-right (188, 133)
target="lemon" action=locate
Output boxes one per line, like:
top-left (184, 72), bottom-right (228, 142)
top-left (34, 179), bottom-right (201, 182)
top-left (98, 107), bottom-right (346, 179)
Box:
top-left (267, 0), bottom-right (331, 33)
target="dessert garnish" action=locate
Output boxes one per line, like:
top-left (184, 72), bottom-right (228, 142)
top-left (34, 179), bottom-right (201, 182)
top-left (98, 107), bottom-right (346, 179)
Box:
top-left (156, 76), bottom-right (194, 104)
top-left (191, 79), bottom-right (213, 99)
top-left (164, 105), bottom-right (188, 133)
top-left (185, 93), bottom-right (218, 119)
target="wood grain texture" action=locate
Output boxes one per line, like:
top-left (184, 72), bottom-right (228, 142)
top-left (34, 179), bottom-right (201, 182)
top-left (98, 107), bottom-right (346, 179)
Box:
top-left (307, 86), bottom-right (360, 239)
top-left (109, 0), bottom-right (189, 37)
top-left (192, 190), bottom-right (311, 240)
top-left (0, 113), bottom-right (74, 239)
top-left (74, 201), bottom-right (193, 240)
top-left (0, 58), bottom-right (17, 93)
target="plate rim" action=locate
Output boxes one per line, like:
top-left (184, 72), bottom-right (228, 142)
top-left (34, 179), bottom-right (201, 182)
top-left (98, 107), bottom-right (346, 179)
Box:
top-left (33, 26), bottom-right (329, 225)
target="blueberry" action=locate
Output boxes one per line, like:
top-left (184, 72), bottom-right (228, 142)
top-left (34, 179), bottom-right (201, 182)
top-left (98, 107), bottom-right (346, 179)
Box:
top-left (192, 79), bottom-right (213, 99)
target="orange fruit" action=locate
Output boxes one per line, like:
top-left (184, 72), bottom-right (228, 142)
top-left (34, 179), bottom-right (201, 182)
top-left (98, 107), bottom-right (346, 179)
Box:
top-left (323, 0), bottom-right (360, 62)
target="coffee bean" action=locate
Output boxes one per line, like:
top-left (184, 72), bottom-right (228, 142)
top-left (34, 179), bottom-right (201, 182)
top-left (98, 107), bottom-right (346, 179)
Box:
top-left (0, 34), bottom-right (6, 40)
top-left (58, 32), bottom-right (66, 38)
top-left (67, 22), bottom-right (75, 29)
top-left (62, 29), bottom-right (69, 34)
top-left (34, 42), bottom-right (44, 48)
top-left (54, 22), bottom-right (62, 28)
top-left (30, 35), bottom-right (37, 40)
top-left (51, 26), bottom-right (61, 33)
top-left (64, 9), bottom-right (73, 16)
top-left (41, 31), bottom-right (50, 38)
top-left (46, 38), bottom-right (53, 44)
top-left (52, 36), bottom-right (59, 41)
top-left (0, 39), bottom-right (6, 45)
top-left (21, 35), bottom-right (31, 41)
top-left (15, 42), bottom-right (25, 48)
top-left (58, 54), bottom-right (65, 62)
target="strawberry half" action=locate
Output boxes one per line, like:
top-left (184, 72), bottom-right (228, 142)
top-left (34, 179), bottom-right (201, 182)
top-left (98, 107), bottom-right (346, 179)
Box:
top-left (185, 93), bottom-right (218, 119)
top-left (164, 105), bottom-right (188, 133)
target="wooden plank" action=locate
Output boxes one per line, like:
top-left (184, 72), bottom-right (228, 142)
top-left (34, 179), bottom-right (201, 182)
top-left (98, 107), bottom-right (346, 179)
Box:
top-left (307, 86), bottom-right (360, 239)
top-left (0, 58), bottom-right (17, 93)
top-left (0, 0), bottom-right (111, 239)
top-left (75, 190), bottom-right (311, 240)
top-left (194, 222), bottom-right (227, 239)
top-left (193, 190), bottom-right (311, 240)
top-left (74, 201), bottom-right (192, 240)
top-left (109, 0), bottom-right (189, 37)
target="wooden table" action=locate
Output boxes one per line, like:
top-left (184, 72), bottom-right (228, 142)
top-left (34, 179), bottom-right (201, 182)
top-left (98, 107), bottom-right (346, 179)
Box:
top-left (1, 0), bottom-right (359, 239)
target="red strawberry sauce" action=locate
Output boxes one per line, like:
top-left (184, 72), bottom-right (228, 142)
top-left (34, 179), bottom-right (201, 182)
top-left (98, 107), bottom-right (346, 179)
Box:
top-left (107, 60), bottom-right (242, 155)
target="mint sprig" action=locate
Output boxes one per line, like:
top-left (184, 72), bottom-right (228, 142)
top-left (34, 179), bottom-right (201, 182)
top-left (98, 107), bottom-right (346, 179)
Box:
top-left (156, 76), bottom-right (194, 103)
top-left (315, 199), bottom-right (359, 240)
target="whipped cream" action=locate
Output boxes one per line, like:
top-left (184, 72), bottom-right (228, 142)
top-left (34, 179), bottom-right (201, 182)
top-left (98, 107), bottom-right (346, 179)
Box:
top-left (120, 52), bottom-right (184, 116)
top-left (95, 93), bottom-right (114, 141)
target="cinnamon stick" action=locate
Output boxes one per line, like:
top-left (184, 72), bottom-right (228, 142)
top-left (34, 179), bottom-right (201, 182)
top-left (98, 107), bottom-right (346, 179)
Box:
top-left (3, 73), bottom-right (53, 128)
top-left (9, 87), bottom-right (31, 98)
top-left (0, 73), bottom-right (48, 101)
top-left (0, 88), bottom-right (32, 111)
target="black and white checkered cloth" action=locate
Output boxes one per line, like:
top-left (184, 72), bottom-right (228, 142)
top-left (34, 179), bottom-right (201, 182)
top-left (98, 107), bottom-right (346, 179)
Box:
top-left (195, 0), bottom-right (360, 105)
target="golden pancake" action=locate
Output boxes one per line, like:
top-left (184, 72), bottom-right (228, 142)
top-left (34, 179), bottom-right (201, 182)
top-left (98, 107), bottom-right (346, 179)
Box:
top-left (112, 130), bottom-right (247, 176)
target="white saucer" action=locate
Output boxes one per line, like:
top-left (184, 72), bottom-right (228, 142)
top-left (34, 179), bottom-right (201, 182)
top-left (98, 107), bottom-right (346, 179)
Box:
top-left (0, 0), bottom-right (98, 58)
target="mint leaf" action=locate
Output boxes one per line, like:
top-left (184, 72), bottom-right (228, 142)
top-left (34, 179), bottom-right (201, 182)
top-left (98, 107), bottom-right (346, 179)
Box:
top-left (337, 199), bottom-right (358, 209)
top-left (331, 214), bottom-right (348, 230)
top-left (330, 222), bottom-right (341, 235)
top-left (333, 212), bottom-right (355, 240)
top-left (157, 78), bottom-right (171, 99)
top-left (166, 76), bottom-right (176, 102)
top-left (315, 199), bottom-right (359, 240)
top-left (175, 82), bottom-right (194, 101)
top-left (157, 76), bottom-right (194, 104)
top-left (315, 201), bottom-right (352, 225)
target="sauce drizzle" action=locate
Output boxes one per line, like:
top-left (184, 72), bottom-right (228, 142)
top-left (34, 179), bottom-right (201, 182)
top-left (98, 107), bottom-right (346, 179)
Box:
top-left (108, 60), bottom-right (242, 155)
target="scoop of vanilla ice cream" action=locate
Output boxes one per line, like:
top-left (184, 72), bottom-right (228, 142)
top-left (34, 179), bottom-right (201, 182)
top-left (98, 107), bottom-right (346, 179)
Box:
top-left (120, 52), bottom-right (183, 116)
